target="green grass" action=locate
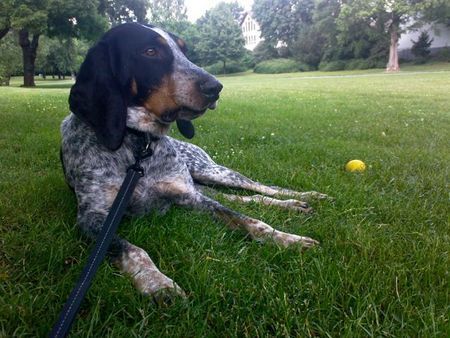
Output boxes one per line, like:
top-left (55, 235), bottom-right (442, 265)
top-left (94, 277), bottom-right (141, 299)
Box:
top-left (1, 63), bottom-right (449, 337)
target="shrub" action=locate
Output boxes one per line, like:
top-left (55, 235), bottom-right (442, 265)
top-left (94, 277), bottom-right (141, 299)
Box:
top-left (372, 59), bottom-right (387, 69)
top-left (254, 59), bottom-right (312, 74)
top-left (204, 60), bottom-right (248, 75)
top-left (413, 57), bottom-right (428, 65)
top-left (297, 62), bottom-right (314, 72)
top-left (318, 60), bottom-right (346, 71)
top-left (434, 47), bottom-right (450, 62)
top-left (241, 50), bottom-right (256, 69)
top-left (345, 59), bottom-right (372, 70)
top-left (252, 41), bottom-right (278, 64)
top-left (0, 65), bottom-right (10, 86)
top-left (317, 58), bottom-right (385, 72)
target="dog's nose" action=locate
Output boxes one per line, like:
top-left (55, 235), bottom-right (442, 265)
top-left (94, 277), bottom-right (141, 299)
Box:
top-left (199, 77), bottom-right (223, 99)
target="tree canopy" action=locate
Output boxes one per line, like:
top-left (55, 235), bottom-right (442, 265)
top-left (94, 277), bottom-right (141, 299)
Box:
top-left (0, 0), bottom-right (148, 86)
top-left (99, 0), bottom-right (149, 24)
top-left (252, 0), bottom-right (449, 71)
top-left (337, 0), bottom-right (449, 71)
top-left (1, 0), bottom-right (449, 84)
top-left (196, 2), bottom-right (246, 72)
top-left (252, 0), bottom-right (314, 48)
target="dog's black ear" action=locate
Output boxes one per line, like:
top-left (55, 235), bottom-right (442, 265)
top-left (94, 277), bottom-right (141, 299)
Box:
top-left (69, 40), bottom-right (129, 151)
top-left (176, 119), bottom-right (195, 139)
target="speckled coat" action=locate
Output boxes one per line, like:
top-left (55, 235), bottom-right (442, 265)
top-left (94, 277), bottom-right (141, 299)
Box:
top-left (61, 23), bottom-right (327, 301)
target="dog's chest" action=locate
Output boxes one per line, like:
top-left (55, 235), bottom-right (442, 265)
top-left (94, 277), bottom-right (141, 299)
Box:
top-left (126, 138), bottom-right (193, 215)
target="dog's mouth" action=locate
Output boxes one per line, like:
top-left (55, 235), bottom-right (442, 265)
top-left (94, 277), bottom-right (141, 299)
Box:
top-left (158, 100), bottom-right (218, 139)
top-left (160, 100), bottom-right (218, 124)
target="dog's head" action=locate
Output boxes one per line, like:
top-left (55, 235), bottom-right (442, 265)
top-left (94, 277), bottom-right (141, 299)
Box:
top-left (69, 23), bottom-right (223, 150)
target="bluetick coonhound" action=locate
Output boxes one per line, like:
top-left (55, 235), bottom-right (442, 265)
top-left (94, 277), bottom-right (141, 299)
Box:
top-left (61, 23), bottom-right (328, 301)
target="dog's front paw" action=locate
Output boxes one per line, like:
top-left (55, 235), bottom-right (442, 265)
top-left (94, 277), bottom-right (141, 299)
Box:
top-left (272, 230), bottom-right (319, 249)
top-left (134, 270), bottom-right (186, 304)
top-left (151, 283), bottom-right (186, 306)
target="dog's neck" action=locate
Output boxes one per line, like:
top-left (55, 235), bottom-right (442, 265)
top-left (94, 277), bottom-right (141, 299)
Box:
top-left (126, 106), bottom-right (170, 139)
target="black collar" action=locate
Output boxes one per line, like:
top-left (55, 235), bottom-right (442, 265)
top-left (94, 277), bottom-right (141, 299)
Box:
top-left (126, 127), bottom-right (161, 142)
top-left (126, 128), bottom-right (160, 161)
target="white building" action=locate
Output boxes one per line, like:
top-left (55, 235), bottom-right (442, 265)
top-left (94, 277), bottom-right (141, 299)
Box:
top-left (240, 12), bottom-right (263, 51)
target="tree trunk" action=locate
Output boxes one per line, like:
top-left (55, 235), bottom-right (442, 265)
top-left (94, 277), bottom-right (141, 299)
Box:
top-left (19, 30), bottom-right (40, 87)
top-left (386, 19), bottom-right (400, 72)
top-left (223, 60), bottom-right (226, 75)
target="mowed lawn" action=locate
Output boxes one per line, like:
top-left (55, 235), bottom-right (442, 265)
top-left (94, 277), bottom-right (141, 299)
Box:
top-left (1, 64), bottom-right (449, 337)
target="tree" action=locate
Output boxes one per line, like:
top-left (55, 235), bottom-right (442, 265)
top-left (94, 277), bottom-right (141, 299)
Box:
top-left (148, 0), bottom-right (188, 27)
top-left (411, 31), bottom-right (434, 59)
top-left (338, 0), bottom-right (446, 72)
top-left (98, 0), bottom-right (149, 25)
top-left (252, 0), bottom-right (314, 50)
top-left (0, 31), bottom-right (22, 85)
top-left (9, 1), bottom-right (47, 87)
top-left (0, 0), bottom-right (107, 87)
top-left (422, 1), bottom-right (450, 26)
top-left (0, 0), bottom-right (12, 40)
top-left (252, 40), bottom-right (279, 63)
top-left (0, 0), bottom-right (147, 87)
top-left (291, 0), bottom-right (341, 67)
top-left (42, 38), bottom-right (74, 78)
top-left (223, 1), bottom-right (246, 22)
top-left (35, 36), bottom-right (89, 78)
top-left (196, 3), bottom-right (246, 73)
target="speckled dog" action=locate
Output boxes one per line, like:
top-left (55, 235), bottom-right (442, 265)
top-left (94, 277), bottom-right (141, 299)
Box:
top-left (61, 23), bottom-right (327, 300)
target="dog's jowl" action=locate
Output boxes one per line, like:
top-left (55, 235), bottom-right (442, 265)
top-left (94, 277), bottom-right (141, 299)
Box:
top-left (61, 23), bottom-right (327, 300)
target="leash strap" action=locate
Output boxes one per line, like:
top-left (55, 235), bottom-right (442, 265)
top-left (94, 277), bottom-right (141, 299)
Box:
top-left (50, 141), bottom-right (154, 337)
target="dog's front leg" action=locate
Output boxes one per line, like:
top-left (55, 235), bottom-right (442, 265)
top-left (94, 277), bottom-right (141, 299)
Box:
top-left (76, 189), bottom-right (185, 302)
top-left (112, 243), bottom-right (185, 303)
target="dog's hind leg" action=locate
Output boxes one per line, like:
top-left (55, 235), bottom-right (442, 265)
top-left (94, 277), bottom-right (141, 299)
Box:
top-left (195, 194), bottom-right (318, 248)
top-left (168, 186), bottom-right (318, 249)
top-left (220, 194), bottom-right (313, 213)
top-left (196, 184), bottom-right (312, 213)
top-left (191, 163), bottom-right (329, 201)
top-left (172, 139), bottom-right (329, 201)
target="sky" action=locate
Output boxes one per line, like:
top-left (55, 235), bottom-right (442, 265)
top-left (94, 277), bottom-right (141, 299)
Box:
top-left (185, 0), bottom-right (254, 22)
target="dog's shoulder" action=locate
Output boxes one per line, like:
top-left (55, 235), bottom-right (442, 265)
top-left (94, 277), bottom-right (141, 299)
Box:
top-left (168, 137), bottom-right (213, 164)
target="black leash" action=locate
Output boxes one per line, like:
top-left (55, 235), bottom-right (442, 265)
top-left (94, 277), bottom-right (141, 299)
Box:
top-left (50, 133), bottom-right (155, 338)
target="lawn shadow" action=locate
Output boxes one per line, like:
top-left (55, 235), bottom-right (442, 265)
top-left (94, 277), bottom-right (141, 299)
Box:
top-left (9, 77), bottom-right (74, 89)
top-left (36, 83), bottom-right (74, 89)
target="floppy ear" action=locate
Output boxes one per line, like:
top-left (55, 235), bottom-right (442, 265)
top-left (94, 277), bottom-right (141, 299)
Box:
top-left (69, 41), bottom-right (130, 151)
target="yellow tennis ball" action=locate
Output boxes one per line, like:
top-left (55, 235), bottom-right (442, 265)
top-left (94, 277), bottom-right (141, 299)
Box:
top-left (345, 159), bottom-right (366, 172)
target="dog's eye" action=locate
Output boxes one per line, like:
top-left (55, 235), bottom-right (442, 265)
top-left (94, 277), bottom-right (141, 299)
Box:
top-left (144, 48), bottom-right (157, 57)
